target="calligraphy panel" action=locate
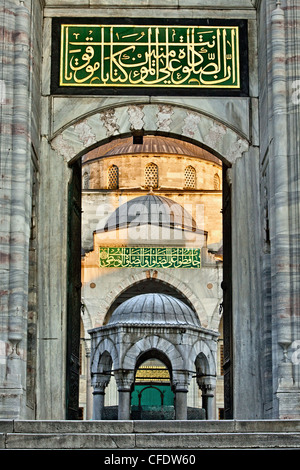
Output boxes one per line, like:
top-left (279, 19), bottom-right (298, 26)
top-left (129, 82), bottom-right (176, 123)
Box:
top-left (51, 19), bottom-right (248, 96)
top-left (99, 247), bottom-right (201, 269)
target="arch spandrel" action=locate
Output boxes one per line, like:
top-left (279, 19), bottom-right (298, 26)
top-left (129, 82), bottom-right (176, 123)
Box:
top-left (50, 104), bottom-right (249, 166)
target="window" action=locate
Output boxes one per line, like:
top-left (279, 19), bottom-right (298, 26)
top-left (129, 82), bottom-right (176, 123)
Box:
top-left (108, 165), bottom-right (119, 189)
top-left (184, 165), bottom-right (196, 189)
top-left (214, 173), bottom-right (220, 190)
top-left (145, 162), bottom-right (158, 189)
top-left (220, 343), bottom-right (224, 376)
top-left (83, 172), bottom-right (89, 189)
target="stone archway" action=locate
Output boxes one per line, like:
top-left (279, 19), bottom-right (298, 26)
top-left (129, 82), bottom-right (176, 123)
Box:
top-left (50, 103), bottom-right (249, 166)
top-left (101, 271), bottom-right (209, 328)
top-left (132, 350), bottom-right (175, 420)
top-left (42, 101), bottom-right (251, 419)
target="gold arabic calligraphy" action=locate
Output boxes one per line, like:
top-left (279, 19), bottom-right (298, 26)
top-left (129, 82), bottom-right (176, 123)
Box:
top-left (99, 247), bottom-right (201, 268)
top-left (60, 24), bottom-right (240, 88)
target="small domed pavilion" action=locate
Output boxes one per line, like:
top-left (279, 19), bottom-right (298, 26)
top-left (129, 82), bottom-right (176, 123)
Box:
top-left (89, 293), bottom-right (218, 420)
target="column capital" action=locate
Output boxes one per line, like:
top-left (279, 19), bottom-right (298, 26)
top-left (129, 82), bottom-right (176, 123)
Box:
top-left (91, 373), bottom-right (111, 391)
top-left (197, 375), bottom-right (216, 392)
top-left (114, 369), bottom-right (135, 391)
top-left (84, 338), bottom-right (91, 356)
top-left (172, 370), bottom-right (192, 392)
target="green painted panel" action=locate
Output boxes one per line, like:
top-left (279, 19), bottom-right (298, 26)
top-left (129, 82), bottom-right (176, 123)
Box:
top-left (99, 246), bottom-right (201, 268)
top-left (131, 385), bottom-right (174, 408)
top-left (60, 24), bottom-right (240, 89)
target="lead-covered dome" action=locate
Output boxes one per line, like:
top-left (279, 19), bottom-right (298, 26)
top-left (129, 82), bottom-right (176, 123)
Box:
top-left (107, 293), bottom-right (201, 328)
top-left (98, 194), bottom-right (198, 233)
top-left (82, 135), bottom-right (222, 166)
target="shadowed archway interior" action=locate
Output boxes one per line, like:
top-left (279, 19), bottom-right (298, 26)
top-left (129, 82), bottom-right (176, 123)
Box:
top-left (103, 279), bottom-right (197, 325)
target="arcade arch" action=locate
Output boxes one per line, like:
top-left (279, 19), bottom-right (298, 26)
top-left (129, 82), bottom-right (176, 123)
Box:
top-left (132, 352), bottom-right (174, 420)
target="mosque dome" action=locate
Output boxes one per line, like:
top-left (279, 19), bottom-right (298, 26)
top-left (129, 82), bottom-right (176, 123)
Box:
top-left (98, 194), bottom-right (198, 233)
top-left (107, 293), bottom-right (201, 328)
top-left (83, 135), bottom-right (222, 166)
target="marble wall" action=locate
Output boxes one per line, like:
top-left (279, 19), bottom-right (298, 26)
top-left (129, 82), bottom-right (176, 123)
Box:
top-left (1, 0), bottom-right (299, 420)
top-left (256, 0), bottom-right (300, 418)
top-left (0, 0), bottom-right (43, 419)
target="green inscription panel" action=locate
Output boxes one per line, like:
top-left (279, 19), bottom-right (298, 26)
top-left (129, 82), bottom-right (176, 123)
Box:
top-left (99, 247), bottom-right (201, 268)
top-left (60, 24), bottom-right (240, 89)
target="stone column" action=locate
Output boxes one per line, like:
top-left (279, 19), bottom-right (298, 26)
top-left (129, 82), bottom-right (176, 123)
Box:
top-left (114, 369), bottom-right (135, 420)
top-left (92, 386), bottom-right (105, 420)
top-left (270, 2), bottom-right (295, 411)
top-left (174, 389), bottom-right (188, 420)
top-left (173, 372), bottom-right (191, 420)
top-left (0, 0), bottom-right (32, 419)
top-left (201, 386), bottom-right (215, 420)
top-left (118, 389), bottom-right (132, 420)
top-left (85, 341), bottom-right (93, 420)
top-left (91, 375), bottom-right (110, 420)
top-left (197, 376), bottom-right (216, 420)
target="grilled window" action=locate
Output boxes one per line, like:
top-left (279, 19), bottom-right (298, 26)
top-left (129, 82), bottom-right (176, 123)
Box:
top-left (108, 165), bottom-right (119, 189)
top-left (184, 165), bottom-right (196, 189)
top-left (145, 162), bottom-right (158, 189)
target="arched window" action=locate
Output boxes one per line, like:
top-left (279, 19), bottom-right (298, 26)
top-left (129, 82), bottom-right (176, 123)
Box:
top-left (184, 165), bottom-right (196, 189)
top-left (107, 165), bottom-right (119, 189)
top-left (214, 173), bottom-right (220, 190)
top-left (145, 162), bottom-right (158, 189)
top-left (83, 171), bottom-right (89, 190)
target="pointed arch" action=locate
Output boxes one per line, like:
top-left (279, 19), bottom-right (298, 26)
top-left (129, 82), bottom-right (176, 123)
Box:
top-left (214, 173), bottom-right (221, 190)
top-left (48, 101), bottom-right (249, 420)
top-left (189, 339), bottom-right (217, 377)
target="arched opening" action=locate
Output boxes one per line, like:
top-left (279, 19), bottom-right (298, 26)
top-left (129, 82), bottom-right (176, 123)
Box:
top-left (103, 278), bottom-right (197, 325)
top-left (131, 351), bottom-right (174, 420)
top-left (194, 353), bottom-right (216, 420)
top-left (144, 162), bottom-right (159, 189)
top-left (78, 132), bottom-right (225, 420)
top-left (184, 165), bottom-right (196, 189)
top-left (91, 349), bottom-right (115, 420)
top-left (107, 164), bottom-right (119, 189)
top-left (59, 103), bottom-right (240, 419)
